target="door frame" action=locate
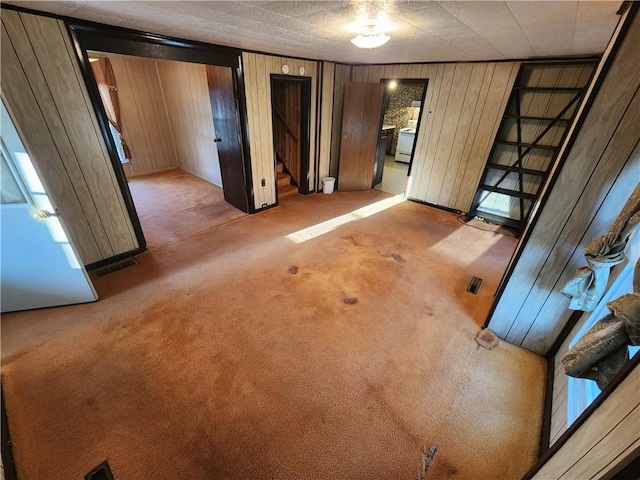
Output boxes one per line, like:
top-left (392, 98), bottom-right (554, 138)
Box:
top-left (379, 78), bottom-right (429, 177)
top-left (269, 74), bottom-right (312, 197)
top-left (64, 20), bottom-right (256, 267)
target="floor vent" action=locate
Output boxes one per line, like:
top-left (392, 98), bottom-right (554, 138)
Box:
top-left (85, 461), bottom-right (114, 480)
top-left (90, 257), bottom-right (138, 279)
top-left (466, 276), bottom-right (483, 295)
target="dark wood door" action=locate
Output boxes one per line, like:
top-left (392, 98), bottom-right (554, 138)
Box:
top-left (338, 82), bottom-right (385, 191)
top-left (206, 65), bottom-right (248, 213)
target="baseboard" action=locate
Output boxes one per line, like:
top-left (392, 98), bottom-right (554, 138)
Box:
top-left (406, 197), bottom-right (464, 215)
top-left (85, 246), bottom-right (146, 272)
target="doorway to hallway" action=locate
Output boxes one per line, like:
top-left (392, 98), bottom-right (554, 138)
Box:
top-left (270, 75), bottom-right (312, 201)
top-left (375, 79), bottom-right (427, 195)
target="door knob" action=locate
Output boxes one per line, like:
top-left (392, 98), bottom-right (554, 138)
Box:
top-left (342, 135), bottom-right (347, 140)
top-left (31, 208), bottom-right (60, 221)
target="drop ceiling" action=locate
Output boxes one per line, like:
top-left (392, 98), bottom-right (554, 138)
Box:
top-left (6, 1), bottom-right (623, 63)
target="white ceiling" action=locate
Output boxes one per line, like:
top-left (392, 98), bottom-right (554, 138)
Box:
top-left (6, 1), bottom-right (623, 63)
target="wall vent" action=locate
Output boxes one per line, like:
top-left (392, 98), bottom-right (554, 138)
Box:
top-left (90, 257), bottom-right (138, 279)
top-left (466, 276), bottom-right (483, 295)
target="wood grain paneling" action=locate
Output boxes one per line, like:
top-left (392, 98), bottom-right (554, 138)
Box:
top-left (329, 63), bottom-right (351, 179)
top-left (318, 61), bottom-right (335, 184)
top-left (1, 11), bottom-right (138, 265)
top-left (103, 54), bottom-right (178, 177)
top-left (532, 365), bottom-right (640, 479)
top-left (156, 60), bottom-right (223, 187)
top-left (242, 52), bottom-right (318, 209)
top-left (349, 61), bottom-right (519, 212)
top-left (487, 8), bottom-right (640, 354)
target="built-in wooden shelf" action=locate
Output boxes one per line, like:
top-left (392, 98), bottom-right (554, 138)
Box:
top-left (486, 163), bottom-right (548, 176)
top-left (495, 140), bottom-right (558, 151)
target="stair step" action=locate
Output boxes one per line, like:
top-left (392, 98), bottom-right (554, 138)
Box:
top-left (277, 172), bottom-right (291, 188)
top-left (278, 184), bottom-right (298, 199)
top-left (276, 161), bottom-right (284, 173)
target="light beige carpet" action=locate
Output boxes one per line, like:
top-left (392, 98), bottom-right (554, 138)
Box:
top-left (1, 190), bottom-right (546, 480)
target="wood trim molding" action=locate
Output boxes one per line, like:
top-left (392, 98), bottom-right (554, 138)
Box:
top-left (66, 23), bottom-right (148, 256)
top-left (522, 354), bottom-right (640, 479)
top-left (538, 356), bottom-right (555, 457)
top-left (1, 384), bottom-right (18, 480)
top-left (234, 57), bottom-right (257, 213)
top-left (599, 444), bottom-right (640, 480)
top-left (2, 4), bottom-right (241, 68)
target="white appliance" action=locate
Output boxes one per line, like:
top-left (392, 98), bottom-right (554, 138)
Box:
top-left (395, 119), bottom-right (417, 164)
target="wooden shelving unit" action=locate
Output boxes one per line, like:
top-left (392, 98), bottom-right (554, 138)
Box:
top-left (467, 60), bottom-right (599, 234)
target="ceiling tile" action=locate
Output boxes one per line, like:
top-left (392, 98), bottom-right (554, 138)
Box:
top-left (3, 0), bottom-right (622, 63)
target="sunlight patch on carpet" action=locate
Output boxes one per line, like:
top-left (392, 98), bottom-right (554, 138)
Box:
top-left (430, 225), bottom-right (505, 266)
top-left (286, 195), bottom-right (405, 243)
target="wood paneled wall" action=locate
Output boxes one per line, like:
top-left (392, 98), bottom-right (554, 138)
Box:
top-left (105, 54), bottom-right (178, 177)
top-left (532, 364), bottom-right (640, 479)
top-left (272, 80), bottom-right (302, 186)
top-left (329, 64), bottom-right (351, 179)
top-left (1, 10), bottom-right (138, 265)
top-left (349, 62), bottom-right (519, 212)
top-left (156, 60), bottom-right (223, 187)
top-left (318, 61), bottom-right (335, 183)
top-left (487, 8), bottom-right (640, 354)
top-left (242, 52), bottom-right (318, 209)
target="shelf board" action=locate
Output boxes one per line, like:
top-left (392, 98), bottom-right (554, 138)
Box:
top-left (514, 86), bottom-right (584, 92)
top-left (471, 211), bottom-right (522, 230)
top-left (479, 184), bottom-right (537, 201)
top-left (486, 163), bottom-right (548, 177)
top-left (495, 140), bottom-right (558, 151)
top-left (504, 115), bottom-right (572, 123)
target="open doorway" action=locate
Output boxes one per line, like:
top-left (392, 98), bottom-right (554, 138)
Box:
top-left (87, 52), bottom-right (247, 250)
top-left (270, 75), bottom-right (311, 201)
top-left (374, 79), bottom-right (427, 195)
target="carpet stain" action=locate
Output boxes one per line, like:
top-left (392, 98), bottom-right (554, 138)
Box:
top-left (288, 266), bottom-right (299, 275)
top-left (86, 398), bottom-right (98, 411)
top-left (341, 235), bottom-right (361, 246)
top-left (419, 444), bottom-right (438, 480)
top-left (343, 298), bottom-right (358, 305)
top-left (476, 329), bottom-right (499, 350)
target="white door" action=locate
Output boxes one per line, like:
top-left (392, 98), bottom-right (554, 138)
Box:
top-left (1, 100), bottom-right (97, 313)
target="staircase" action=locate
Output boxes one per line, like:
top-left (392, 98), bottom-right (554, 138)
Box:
top-left (277, 160), bottom-right (299, 199)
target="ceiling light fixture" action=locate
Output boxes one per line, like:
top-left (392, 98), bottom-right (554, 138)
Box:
top-left (351, 24), bottom-right (390, 49)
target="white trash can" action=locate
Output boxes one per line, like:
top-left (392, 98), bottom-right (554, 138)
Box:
top-left (322, 177), bottom-right (336, 194)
